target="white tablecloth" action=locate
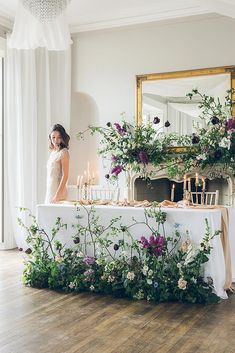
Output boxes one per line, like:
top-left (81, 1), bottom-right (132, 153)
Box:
top-left (37, 204), bottom-right (235, 299)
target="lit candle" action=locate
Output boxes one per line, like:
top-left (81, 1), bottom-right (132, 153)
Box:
top-left (76, 175), bottom-right (80, 187)
top-left (188, 177), bottom-right (191, 192)
top-left (92, 171), bottom-right (95, 185)
top-left (79, 175), bottom-right (83, 187)
top-left (195, 172), bottom-right (199, 186)
top-left (171, 184), bottom-right (175, 202)
top-left (87, 161), bottom-right (90, 182)
top-left (183, 175), bottom-right (186, 190)
top-left (202, 177), bottom-right (206, 191)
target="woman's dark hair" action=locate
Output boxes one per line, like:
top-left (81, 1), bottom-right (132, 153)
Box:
top-left (49, 124), bottom-right (70, 150)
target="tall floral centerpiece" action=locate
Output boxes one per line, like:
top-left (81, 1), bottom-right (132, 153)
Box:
top-left (78, 116), bottom-right (191, 181)
top-left (77, 89), bottom-right (235, 181)
top-left (184, 89), bottom-right (235, 175)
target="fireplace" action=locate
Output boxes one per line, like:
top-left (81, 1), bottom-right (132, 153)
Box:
top-left (134, 178), bottom-right (183, 202)
top-left (126, 166), bottom-right (234, 205)
top-left (134, 177), bottom-right (229, 204)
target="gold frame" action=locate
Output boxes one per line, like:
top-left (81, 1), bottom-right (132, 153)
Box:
top-left (136, 65), bottom-right (235, 125)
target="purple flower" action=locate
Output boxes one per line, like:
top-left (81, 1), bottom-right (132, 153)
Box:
top-left (226, 117), bottom-right (235, 130)
top-left (140, 236), bottom-right (149, 249)
top-left (111, 155), bottom-right (118, 162)
top-left (138, 151), bottom-right (149, 164)
top-left (113, 244), bottom-right (119, 251)
top-left (84, 269), bottom-right (94, 281)
top-left (214, 150), bottom-right (222, 160)
top-left (140, 234), bottom-right (165, 256)
top-left (192, 134), bottom-right (200, 144)
top-left (83, 255), bottom-right (95, 265)
top-left (211, 116), bottom-right (220, 125)
top-left (111, 165), bottom-right (123, 176)
top-left (114, 123), bottom-right (126, 135)
top-left (153, 116), bottom-right (160, 124)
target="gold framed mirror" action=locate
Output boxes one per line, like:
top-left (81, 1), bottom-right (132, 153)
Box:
top-left (136, 66), bottom-right (235, 132)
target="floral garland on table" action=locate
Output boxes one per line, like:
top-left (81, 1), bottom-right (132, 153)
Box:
top-left (18, 205), bottom-right (220, 304)
top-left (77, 90), bottom-right (235, 180)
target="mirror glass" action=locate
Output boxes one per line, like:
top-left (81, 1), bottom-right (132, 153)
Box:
top-left (137, 67), bottom-right (235, 135)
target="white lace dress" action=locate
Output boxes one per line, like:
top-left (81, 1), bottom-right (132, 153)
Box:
top-left (44, 148), bottom-right (69, 204)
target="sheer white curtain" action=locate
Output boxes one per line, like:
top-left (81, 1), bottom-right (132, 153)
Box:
top-left (6, 46), bottom-right (71, 249)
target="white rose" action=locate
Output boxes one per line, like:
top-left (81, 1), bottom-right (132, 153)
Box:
top-left (219, 137), bottom-right (231, 149)
top-left (126, 272), bottom-right (135, 281)
top-left (178, 278), bottom-right (187, 290)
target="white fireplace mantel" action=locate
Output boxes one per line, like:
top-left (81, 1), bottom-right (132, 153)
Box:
top-left (125, 164), bottom-right (235, 206)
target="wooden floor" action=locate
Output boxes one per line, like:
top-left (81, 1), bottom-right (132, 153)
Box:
top-left (0, 251), bottom-right (235, 353)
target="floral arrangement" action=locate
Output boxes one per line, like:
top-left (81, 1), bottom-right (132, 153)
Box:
top-left (184, 89), bottom-right (235, 173)
top-left (77, 90), bottom-right (235, 179)
top-left (18, 206), bottom-right (220, 304)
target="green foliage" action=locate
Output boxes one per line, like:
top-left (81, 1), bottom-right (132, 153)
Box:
top-left (19, 206), bottom-right (220, 304)
top-left (77, 89), bottom-right (235, 178)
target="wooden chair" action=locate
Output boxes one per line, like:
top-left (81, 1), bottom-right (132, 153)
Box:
top-left (190, 190), bottom-right (219, 206)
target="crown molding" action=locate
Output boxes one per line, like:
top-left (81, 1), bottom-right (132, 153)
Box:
top-left (70, 6), bottom-right (212, 33)
top-left (196, 0), bottom-right (235, 18)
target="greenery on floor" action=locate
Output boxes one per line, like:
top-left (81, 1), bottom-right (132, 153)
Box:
top-left (18, 205), bottom-right (220, 304)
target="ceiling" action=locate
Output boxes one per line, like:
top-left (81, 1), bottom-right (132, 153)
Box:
top-left (0, 0), bottom-right (234, 33)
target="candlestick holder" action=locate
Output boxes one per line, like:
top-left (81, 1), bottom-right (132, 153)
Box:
top-left (202, 190), bottom-right (205, 205)
top-left (77, 185), bottom-right (80, 200)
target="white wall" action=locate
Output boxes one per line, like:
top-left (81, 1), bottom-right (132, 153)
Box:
top-left (69, 15), bottom-right (235, 189)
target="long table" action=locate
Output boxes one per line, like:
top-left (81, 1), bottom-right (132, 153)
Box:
top-left (37, 204), bottom-right (235, 299)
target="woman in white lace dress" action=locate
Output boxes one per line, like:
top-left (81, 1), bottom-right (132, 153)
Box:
top-left (45, 124), bottom-right (70, 203)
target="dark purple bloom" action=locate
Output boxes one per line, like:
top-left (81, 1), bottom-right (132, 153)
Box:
top-left (140, 234), bottom-right (165, 256)
top-left (139, 151), bottom-right (149, 164)
top-left (111, 165), bottom-right (123, 176)
top-left (105, 174), bottom-right (110, 179)
top-left (192, 134), bottom-right (200, 144)
top-left (153, 116), bottom-right (160, 124)
top-left (113, 244), bottom-right (119, 251)
top-left (164, 120), bottom-right (171, 128)
top-left (73, 236), bottom-right (80, 244)
top-left (106, 122), bottom-right (111, 127)
top-left (226, 117), bottom-right (235, 130)
top-left (214, 150), bottom-right (222, 160)
top-left (114, 123), bottom-right (126, 135)
top-left (83, 255), bottom-right (96, 265)
top-left (25, 248), bottom-right (32, 254)
top-left (211, 116), bottom-right (220, 125)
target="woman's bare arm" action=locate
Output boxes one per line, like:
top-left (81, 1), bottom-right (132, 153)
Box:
top-left (52, 150), bottom-right (69, 203)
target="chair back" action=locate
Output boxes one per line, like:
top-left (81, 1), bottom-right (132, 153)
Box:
top-left (191, 190), bottom-right (219, 206)
top-left (90, 186), bottom-right (120, 201)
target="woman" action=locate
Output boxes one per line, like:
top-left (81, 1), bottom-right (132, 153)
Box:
top-left (45, 124), bottom-right (70, 203)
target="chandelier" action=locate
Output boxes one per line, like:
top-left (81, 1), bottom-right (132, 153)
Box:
top-left (21, 0), bottom-right (71, 23)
